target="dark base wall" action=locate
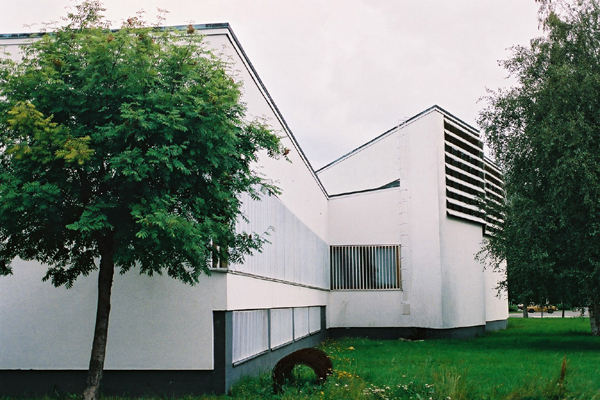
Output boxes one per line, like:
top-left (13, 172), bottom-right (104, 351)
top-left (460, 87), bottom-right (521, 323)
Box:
top-left (486, 319), bottom-right (508, 332)
top-left (0, 308), bottom-right (328, 397)
top-left (0, 370), bottom-right (222, 397)
top-left (328, 320), bottom-right (509, 341)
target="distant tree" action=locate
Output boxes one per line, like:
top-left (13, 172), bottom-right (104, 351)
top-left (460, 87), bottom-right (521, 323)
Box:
top-left (0, 2), bottom-right (283, 399)
top-left (479, 0), bottom-right (600, 334)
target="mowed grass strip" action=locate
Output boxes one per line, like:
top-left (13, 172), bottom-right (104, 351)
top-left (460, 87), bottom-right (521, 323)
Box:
top-left (322, 317), bottom-right (600, 399)
top-left (228, 318), bottom-right (600, 399)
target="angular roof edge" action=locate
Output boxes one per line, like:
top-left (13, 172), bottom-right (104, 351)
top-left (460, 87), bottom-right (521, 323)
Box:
top-left (0, 23), bottom-right (230, 39)
top-left (316, 105), bottom-right (480, 174)
top-left (0, 23), bottom-right (330, 198)
top-left (217, 25), bottom-right (329, 197)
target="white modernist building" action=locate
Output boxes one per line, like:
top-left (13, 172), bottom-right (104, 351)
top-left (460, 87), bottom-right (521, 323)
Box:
top-left (0, 24), bottom-right (506, 396)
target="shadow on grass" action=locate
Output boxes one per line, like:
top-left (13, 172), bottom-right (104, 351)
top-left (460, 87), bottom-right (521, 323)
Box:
top-left (472, 320), bottom-right (600, 353)
top-left (482, 337), bottom-right (600, 353)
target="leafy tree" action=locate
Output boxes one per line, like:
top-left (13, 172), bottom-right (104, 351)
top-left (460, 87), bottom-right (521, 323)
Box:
top-left (0, 2), bottom-right (283, 399)
top-left (479, 0), bottom-right (600, 334)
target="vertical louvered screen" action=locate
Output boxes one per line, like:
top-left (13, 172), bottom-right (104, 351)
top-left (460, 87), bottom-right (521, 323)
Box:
top-left (232, 310), bottom-right (269, 364)
top-left (483, 158), bottom-right (504, 235)
top-left (232, 306), bottom-right (324, 365)
top-left (330, 245), bottom-right (401, 290)
top-left (270, 308), bottom-right (293, 349)
top-left (308, 306), bottom-right (321, 334)
top-left (293, 307), bottom-right (309, 339)
top-left (230, 192), bottom-right (330, 289)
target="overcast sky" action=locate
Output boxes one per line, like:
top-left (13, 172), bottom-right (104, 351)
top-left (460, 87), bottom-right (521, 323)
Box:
top-left (1, 1), bottom-right (541, 169)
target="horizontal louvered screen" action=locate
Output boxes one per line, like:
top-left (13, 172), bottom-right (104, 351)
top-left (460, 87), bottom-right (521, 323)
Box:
top-left (484, 159), bottom-right (504, 235)
top-left (444, 120), bottom-right (486, 224)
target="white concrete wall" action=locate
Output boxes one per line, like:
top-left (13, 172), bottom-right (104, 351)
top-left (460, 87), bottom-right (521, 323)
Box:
top-left (327, 188), bottom-right (402, 245)
top-left (105, 268), bottom-right (227, 370)
top-left (439, 218), bottom-right (487, 328)
top-left (0, 260), bottom-right (96, 369)
top-left (225, 274), bottom-right (327, 311)
top-left (0, 37), bottom-right (29, 61)
top-left (234, 192), bottom-right (329, 288)
top-left (0, 259), bottom-right (227, 370)
top-left (484, 262), bottom-right (508, 323)
top-left (328, 290), bottom-right (406, 328)
top-left (400, 110), bottom-right (446, 329)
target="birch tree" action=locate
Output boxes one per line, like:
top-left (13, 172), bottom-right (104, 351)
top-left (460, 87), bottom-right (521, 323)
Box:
top-left (479, 0), bottom-right (600, 334)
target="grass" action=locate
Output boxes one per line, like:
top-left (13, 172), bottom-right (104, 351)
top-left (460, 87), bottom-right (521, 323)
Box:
top-left (226, 318), bottom-right (600, 399)
top-left (315, 318), bottom-right (600, 399)
top-left (4, 319), bottom-right (599, 399)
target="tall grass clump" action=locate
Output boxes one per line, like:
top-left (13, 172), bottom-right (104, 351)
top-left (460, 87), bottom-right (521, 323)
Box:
top-left (504, 356), bottom-right (572, 400)
top-left (432, 367), bottom-right (474, 400)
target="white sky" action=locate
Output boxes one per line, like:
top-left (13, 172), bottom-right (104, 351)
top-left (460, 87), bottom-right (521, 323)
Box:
top-left (1, 1), bottom-right (541, 169)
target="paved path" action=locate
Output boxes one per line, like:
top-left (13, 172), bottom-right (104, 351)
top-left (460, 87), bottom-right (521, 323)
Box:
top-left (509, 309), bottom-right (588, 318)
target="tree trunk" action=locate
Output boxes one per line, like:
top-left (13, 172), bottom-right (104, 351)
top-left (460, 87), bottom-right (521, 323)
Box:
top-left (83, 238), bottom-right (115, 400)
top-left (589, 304), bottom-right (600, 336)
top-left (522, 308), bottom-right (529, 318)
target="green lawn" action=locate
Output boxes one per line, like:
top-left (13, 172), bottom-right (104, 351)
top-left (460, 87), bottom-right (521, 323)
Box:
top-left (224, 318), bottom-right (600, 400)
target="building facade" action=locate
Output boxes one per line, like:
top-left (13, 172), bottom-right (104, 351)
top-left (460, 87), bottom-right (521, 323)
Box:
top-left (0, 24), bottom-right (506, 396)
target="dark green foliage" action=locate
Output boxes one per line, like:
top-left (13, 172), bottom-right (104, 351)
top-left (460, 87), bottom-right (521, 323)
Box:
top-left (0, 2), bottom-right (283, 286)
top-left (478, 0), bottom-right (600, 323)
